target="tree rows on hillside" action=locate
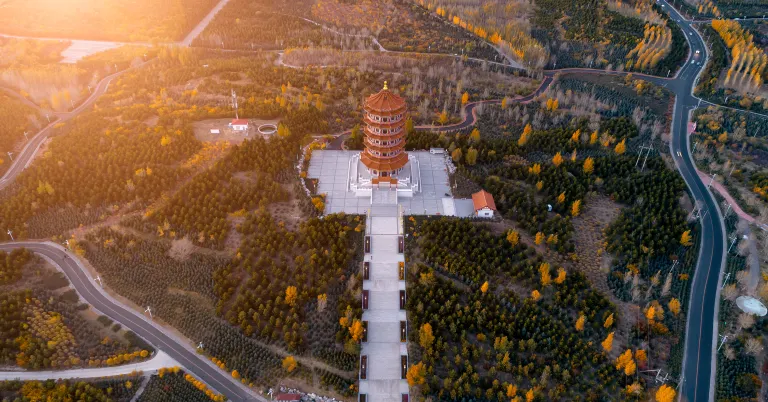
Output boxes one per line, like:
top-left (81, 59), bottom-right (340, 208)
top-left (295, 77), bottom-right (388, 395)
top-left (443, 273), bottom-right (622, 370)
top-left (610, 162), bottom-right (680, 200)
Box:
top-left (0, 376), bottom-right (139, 402)
top-left (215, 212), bottom-right (363, 360)
top-left (139, 368), bottom-right (224, 402)
top-left (405, 218), bottom-right (624, 400)
top-left (0, 288), bottom-right (145, 370)
top-left (0, 92), bottom-right (43, 177)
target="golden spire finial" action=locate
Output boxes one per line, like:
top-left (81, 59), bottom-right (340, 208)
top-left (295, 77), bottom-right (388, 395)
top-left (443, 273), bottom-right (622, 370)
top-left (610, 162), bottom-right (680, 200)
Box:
top-left (383, 81), bottom-right (388, 90)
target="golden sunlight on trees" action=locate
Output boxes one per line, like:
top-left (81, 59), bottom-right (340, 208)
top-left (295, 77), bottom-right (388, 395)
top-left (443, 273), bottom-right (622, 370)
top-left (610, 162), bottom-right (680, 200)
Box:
top-left (712, 19), bottom-right (768, 93)
top-left (626, 24), bottom-right (672, 71)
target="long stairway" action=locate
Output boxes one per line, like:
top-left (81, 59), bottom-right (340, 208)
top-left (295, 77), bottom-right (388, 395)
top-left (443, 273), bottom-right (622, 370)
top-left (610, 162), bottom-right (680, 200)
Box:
top-left (359, 204), bottom-right (409, 402)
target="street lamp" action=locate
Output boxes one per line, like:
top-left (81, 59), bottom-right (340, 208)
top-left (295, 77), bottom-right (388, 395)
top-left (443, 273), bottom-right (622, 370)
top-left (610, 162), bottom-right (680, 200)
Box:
top-left (6, 230), bottom-right (13, 241)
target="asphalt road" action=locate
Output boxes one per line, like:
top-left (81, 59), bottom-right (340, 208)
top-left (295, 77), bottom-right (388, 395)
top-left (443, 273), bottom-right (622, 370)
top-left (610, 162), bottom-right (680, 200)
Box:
top-left (657, 2), bottom-right (727, 401)
top-left (0, 61), bottom-right (151, 191)
top-left (0, 242), bottom-right (263, 402)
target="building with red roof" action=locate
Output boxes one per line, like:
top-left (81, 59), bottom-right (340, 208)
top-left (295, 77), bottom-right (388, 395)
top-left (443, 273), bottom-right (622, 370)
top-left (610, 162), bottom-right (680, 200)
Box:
top-left (472, 190), bottom-right (496, 218)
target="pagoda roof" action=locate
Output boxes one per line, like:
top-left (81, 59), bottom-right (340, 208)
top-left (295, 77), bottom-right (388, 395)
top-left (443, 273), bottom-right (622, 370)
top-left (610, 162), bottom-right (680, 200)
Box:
top-left (365, 87), bottom-right (406, 114)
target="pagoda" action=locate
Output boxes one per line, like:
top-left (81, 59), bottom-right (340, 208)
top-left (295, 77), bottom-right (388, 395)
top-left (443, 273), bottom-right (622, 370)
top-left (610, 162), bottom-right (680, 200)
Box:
top-left (360, 82), bottom-right (408, 177)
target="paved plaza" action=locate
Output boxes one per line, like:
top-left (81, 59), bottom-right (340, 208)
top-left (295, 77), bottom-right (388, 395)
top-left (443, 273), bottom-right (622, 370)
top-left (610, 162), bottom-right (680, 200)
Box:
top-left (307, 150), bottom-right (459, 215)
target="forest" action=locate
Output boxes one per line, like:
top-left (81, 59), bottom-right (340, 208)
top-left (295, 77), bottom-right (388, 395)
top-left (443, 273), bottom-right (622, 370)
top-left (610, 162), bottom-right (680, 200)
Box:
top-left (402, 70), bottom-right (696, 398)
top-left (138, 368), bottom-right (224, 402)
top-left (0, 376), bottom-right (140, 401)
top-left (692, 105), bottom-right (768, 215)
top-left (0, 92), bottom-right (44, 177)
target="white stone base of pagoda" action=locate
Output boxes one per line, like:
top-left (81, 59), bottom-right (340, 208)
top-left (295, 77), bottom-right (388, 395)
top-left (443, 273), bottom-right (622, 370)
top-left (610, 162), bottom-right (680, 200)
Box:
top-left (348, 153), bottom-right (420, 200)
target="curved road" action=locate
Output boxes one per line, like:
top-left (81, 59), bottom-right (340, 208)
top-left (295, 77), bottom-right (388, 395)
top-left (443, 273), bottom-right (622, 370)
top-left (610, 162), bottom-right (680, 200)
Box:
top-left (0, 1), bottom-right (731, 400)
top-left (0, 60), bottom-right (151, 191)
top-left (0, 242), bottom-right (263, 402)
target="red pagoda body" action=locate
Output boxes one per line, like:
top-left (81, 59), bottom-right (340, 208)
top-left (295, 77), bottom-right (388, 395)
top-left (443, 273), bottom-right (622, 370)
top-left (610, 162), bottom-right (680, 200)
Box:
top-left (361, 82), bottom-right (408, 177)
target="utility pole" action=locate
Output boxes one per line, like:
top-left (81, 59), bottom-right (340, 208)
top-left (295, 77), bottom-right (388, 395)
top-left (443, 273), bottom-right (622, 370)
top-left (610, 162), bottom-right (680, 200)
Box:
top-left (23, 131), bottom-right (28, 142)
top-left (197, 342), bottom-right (204, 349)
top-left (96, 276), bottom-right (102, 286)
top-left (722, 272), bottom-right (731, 288)
top-left (6, 229), bottom-right (13, 241)
top-left (692, 141), bottom-right (698, 154)
top-left (231, 89), bottom-right (239, 119)
top-left (45, 114), bottom-right (50, 123)
top-left (728, 234), bottom-right (737, 253)
top-left (718, 334), bottom-right (728, 351)
top-left (724, 203), bottom-right (732, 218)
top-left (144, 306), bottom-right (153, 319)
top-left (87, 85), bottom-right (92, 94)
top-left (6, 152), bottom-right (12, 162)
top-left (728, 164), bottom-right (735, 177)
top-left (708, 173), bottom-right (716, 188)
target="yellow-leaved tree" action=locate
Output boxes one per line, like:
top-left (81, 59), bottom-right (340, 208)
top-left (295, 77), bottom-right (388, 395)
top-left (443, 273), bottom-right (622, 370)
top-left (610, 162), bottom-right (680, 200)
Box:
top-left (655, 384), bottom-right (676, 402)
top-left (507, 230), bottom-right (519, 246)
top-left (583, 157), bottom-right (594, 174)
top-left (519, 124), bottom-right (532, 146)
top-left (419, 323), bottom-right (434, 352)
top-left (571, 200), bottom-right (582, 217)
top-left (614, 138), bottom-right (626, 155)
top-left (539, 263), bottom-right (551, 286)
top-left (552, 152), bottom-right (564, 167)
top-left (531, 289), bottom-right (541, 301)
top-left (575, 314), bottom-right (586, 331)
top-left (349, 319), bottom-right (364, 341)
top-left (604, 313), bottom-right (614, 328)
top-left (406, 362), bottom-right (427, 386)
top-left (282, 356), bottom-right (297, 372)
top-left (680, 230), bottom-right (693, 246)
top-left (668, 298), bottom-right (681, 316)
top-left (554, 267), bottom-right (566, 284)
top-left (535, 232), bottom-right (545, 245)
top-left (480, 281), bottom-right (489, 293)
top-left (285, 286), bottom-right (298, 306)
top-left (602, 332), bottom-right (614, 352)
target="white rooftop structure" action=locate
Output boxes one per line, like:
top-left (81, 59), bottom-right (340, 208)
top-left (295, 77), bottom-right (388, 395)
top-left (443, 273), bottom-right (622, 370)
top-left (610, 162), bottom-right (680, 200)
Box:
top-left (307, 150), bottom-right (455, 215)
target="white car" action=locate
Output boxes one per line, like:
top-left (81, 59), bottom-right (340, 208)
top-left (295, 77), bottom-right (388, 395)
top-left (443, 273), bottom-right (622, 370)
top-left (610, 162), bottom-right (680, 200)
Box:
top-left (695, 50), bottom-right (700, 54)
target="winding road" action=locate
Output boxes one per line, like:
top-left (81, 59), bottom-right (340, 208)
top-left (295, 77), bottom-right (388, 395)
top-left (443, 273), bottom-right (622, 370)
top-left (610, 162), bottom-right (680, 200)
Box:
top-left (0, 60), bottom-right (152, 191)
top-left (0, 242), bottom-right (265, 402)
top-left (0, 1), bottom-right (749, 400)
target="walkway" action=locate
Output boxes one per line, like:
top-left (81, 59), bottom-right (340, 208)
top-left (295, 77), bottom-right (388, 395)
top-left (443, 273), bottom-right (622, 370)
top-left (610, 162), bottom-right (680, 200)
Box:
top-left (0, 351), bottom-right (176, 381)
top-left (359, 205), bottom-right (409, 402)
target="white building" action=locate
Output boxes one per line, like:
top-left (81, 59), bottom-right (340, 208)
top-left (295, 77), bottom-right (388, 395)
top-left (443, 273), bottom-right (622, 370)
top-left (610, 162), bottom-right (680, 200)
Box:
top-left (472, 190), bottom-right (496, 218)
top-left (230, 119), bottom-right (249, 132)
